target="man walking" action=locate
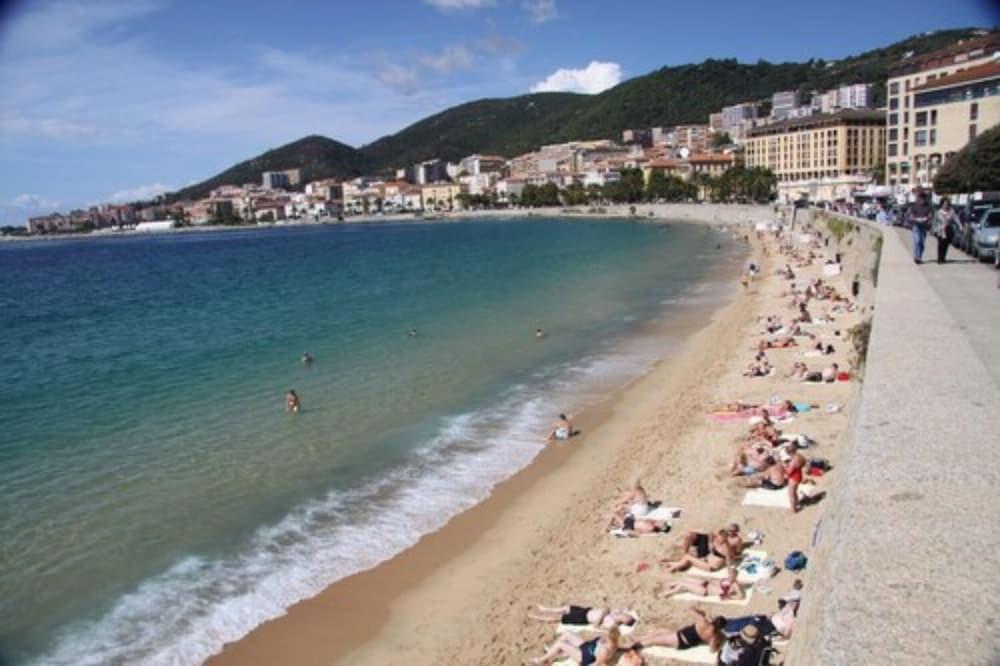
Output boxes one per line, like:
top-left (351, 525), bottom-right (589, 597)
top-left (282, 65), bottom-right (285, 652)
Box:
top-left (905, 190), bottom-right (934, 264)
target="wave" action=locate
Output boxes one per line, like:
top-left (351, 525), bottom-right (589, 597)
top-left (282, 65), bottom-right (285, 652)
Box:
top-left (32, 340), bottom-right (659, 666)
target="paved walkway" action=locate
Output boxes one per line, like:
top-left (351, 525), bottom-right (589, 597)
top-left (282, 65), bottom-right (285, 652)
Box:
top-left (790, 217), bottom-right (1000, 665)
top-left (896, 227), bottom-right (1000, 387)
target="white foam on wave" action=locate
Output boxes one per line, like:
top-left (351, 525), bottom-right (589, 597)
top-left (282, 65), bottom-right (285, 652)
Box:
top-left (34, 342), bottom-right (656, 666)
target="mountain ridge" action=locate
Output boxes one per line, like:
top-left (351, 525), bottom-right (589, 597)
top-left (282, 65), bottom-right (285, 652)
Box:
top-left (168, 28), bottom-right (988, 202)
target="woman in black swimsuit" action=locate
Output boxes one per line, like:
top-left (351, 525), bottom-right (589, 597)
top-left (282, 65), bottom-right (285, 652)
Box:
top-left (530, 625), bottom-right (622, 665)
top-left (664, 525), bottom-right (741, 573)
top-left (624, 608), bottom-right (726, 653)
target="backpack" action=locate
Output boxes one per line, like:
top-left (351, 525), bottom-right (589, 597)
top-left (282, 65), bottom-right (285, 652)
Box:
top-left (784, 551), bottom-right (808, 571)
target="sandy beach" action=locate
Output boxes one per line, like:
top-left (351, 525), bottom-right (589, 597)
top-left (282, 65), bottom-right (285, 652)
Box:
top-left (208, 215), bottom-right (863, 665)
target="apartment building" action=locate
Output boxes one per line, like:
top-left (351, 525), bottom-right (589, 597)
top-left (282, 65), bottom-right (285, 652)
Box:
top-left (885, 33), bottom-right (1000, 190)
top-left (745, 110), bottom-right (886, 202)
top-left (674, 124), bottom-right (710, 153)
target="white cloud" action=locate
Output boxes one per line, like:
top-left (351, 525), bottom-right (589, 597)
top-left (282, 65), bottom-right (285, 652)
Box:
top-left (0, 112), bottom-right (100, 138)
top-left (523, 0), bottom-right (557, 24)
top-left (108, 183), bottom-right (173, 203)
top-left (0, 0), bottom-right (165, 53)
top-left (530, 61), bottom-right (621, 94)
top-left (11, 193), bottom-right (61, 210)
top-left (419, 46), bottom-right (474, 73)
top-left (377, 63), bottom-right (422, 95)
top-left (422, 0), bottom-right (495, 10)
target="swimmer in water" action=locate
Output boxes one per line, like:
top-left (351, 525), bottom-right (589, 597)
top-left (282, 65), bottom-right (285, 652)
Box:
top-left (300, 352), bottom-right (314, 365)
top-left (286, 389), bottom-right (301, 413)
top-left (536, 328), bottom-right (546, 339)
top-left (407, 328), bottom-right (418, 338)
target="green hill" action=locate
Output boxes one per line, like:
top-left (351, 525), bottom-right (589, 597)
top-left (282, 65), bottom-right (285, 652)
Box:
top-left (171, 28), bottom-right (987, 198)
top-left (169, 135), bottom-right (370, 202)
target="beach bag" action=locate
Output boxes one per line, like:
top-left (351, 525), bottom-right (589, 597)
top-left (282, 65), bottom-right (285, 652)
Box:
top-left (784, 551), bottom-right (808, 571)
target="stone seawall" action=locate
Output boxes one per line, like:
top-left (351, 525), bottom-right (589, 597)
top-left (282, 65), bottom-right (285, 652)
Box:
top-left (787, 212), bottom-right (1000, 665)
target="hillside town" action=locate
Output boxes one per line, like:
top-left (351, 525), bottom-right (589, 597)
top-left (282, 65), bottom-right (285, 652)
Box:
top-left (25, 33), bottom-right (999, 236)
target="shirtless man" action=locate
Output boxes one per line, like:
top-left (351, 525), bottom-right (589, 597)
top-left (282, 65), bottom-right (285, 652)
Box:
top-left (547, 413), bottom-right (573, 442)
top-left (743, 458), bottom-right (787, 490)
top-left (624, 608), bottom-right (726, 653)
top-left (285, 389), bottom-right (301, 413)
top-left (664, 524), bottom-right (743, 572)
top-left (784, 442), bottom-right (808, 512)
top-left (731, 444), bottom-right (771, 477)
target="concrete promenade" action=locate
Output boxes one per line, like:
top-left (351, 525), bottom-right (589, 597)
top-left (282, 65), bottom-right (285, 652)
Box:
top-left (789, 213), bottom-right (1000, 664)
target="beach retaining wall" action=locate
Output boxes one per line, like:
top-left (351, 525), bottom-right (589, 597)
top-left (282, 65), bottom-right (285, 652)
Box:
top-left (787, 212), bottom-right (1000, 665)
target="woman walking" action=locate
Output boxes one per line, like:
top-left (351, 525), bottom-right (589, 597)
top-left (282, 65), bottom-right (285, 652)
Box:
top-left (933, 197), bottom-right (959, 264)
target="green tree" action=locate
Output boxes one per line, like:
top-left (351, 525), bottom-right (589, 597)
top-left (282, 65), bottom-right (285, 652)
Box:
top-left (711, 132), bottom-right (733, 149)
top-left (645, 170), bottom-right (670, 201)
top-left (934, 124), bottom-right (1000, 193)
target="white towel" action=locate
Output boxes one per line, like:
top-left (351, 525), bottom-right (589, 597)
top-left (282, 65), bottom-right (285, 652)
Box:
top-left (641, 644), bottom-right (718, 663)
top-left (741, 488), bottom-right (792, 509)
top-left (633, 506), bottom-right (682, 521)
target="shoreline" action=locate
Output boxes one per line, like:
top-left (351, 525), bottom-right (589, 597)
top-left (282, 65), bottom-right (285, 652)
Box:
top-left (207, 226), bottom-right (755, 665)
top-left (0, 204), bottom-right (769, 243)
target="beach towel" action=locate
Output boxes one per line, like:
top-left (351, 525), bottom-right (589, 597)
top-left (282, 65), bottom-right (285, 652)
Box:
top-left (823, 263), bottom-right (842, 276)
top-left (636, 506), bottom-right (682, 521)
top-left (641, 644), bottom-right (718, 663)
top-left (741, 488), bottom-right (792, 509)
top-left (556, 611), bottom-right (639, 636)
top-left (803, 350), bottom-right (823, 358)
top-left (688, 549), bottom-right (771, 583)
top-left (670, 585), bottom-right (753, 606)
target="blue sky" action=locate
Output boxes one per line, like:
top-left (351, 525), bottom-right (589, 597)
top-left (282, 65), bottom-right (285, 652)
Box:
top-left (0, 0), bottom-right (995, 224)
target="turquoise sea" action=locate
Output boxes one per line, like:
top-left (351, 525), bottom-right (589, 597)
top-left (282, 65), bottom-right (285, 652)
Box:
top-left (0, 217), bottom-right (742, 665)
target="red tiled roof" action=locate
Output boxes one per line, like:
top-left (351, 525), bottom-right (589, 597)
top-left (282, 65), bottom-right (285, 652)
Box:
top-left (913, 59), bottom-right (1000, 91)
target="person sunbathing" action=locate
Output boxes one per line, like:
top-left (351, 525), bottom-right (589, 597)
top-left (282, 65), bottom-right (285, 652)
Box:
top-left (821, 363), bottom-right (839, 382)
top-left (759, 337), bottom-right (797, 349)
top-left (531, 625), bottom-right (623, 665)
top-left (623, 608), bottom-right (726, 653)
top-left (660, 567), bottom-right (745, 602)
top-left (528, 605), bottom-right (637, 630)
top-left (664, 525), bottom-right (742, 572)
top-left (743, 459), bottom-right (787, 490)
top-left (743, 360), bottom-right (772, 378)
top-left (731, 445), bottom-right (771, 477)
top-left (610, 513), bottom-right (671, 536)
top-left (787, 362), bottom-right (809, 380)
top-left (612, 479), bottom-right (651, 521)
top-left (781, 399), bottom-right (818, 414)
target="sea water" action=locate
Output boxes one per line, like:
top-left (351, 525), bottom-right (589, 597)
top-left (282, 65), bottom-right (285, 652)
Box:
top-left (0, 217), bottom-right (743, 665)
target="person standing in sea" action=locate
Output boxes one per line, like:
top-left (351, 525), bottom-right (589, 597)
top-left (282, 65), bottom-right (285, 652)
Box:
top-left (905, 190), bottom-right (934, 264)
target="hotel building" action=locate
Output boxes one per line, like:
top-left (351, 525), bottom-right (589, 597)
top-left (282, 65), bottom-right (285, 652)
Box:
top-left (885, 34), bottom-right (1000, 190)
top-left (745, 110), bottom-right (886, 202)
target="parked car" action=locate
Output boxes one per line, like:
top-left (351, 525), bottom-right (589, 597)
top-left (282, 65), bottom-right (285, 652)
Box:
top-left (970, 208), bottom-right (1000, 262)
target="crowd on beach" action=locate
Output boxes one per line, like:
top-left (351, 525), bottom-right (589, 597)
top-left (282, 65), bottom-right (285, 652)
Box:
top-left (526, 219), bottom-right (859, 666)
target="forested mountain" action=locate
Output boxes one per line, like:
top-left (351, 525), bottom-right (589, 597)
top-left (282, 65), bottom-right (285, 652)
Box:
top-left (172, 28), bottom-right (987, 198)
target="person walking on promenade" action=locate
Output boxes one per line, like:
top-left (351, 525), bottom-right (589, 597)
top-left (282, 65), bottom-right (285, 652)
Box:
top-left (933, 197), bottom-right (959, 264)
top-left (905, 190), bottom-right (934, 264)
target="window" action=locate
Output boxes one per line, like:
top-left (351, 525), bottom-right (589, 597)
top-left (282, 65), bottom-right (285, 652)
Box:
top-left (889, 97), bottom-right (899, 110)
top-left (889, 81), bottom-right (900, 95)
top-left (889, 128), bottom-right (898, 141)
top-left (904, 112), bottom-right (909, 124)
top-left (970, 124), bottom-right (977, 141)
top-left (929, 129), bottom-right (936, 145)
top-left (915, 111), bottom-right (927, 127)
top-left (915, 130), bottom-right (927, 147)
top-left (970, 102), bottom-right (979, 121)
top-left (888, 143), bottom-right (898, 157)
top-left (904, 95), bottom-right (910, 108)
top-left (888, 112), bottom-right (898, 125)
top-left (930, 109), bottom-right (937, 125)
top-left (903, 142), bottom-right (908, 155)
